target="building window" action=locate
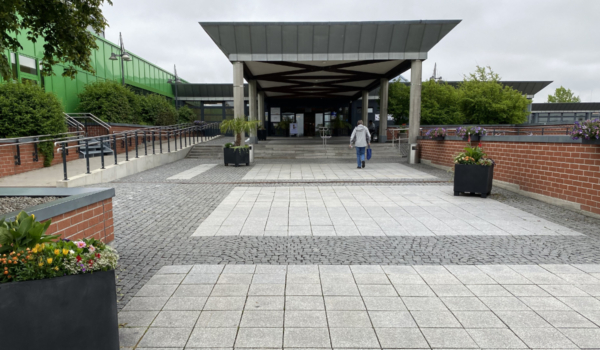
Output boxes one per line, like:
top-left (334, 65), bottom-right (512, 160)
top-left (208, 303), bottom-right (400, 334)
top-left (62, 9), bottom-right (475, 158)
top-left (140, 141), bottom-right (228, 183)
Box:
top-left (204, 102), bottom-right (222, 107)
top-left (204, 108), bottom-right (223, 122)
top-left (19, 55), bottom-right (37, 75)
top-left (10, 53), bottom-right (17, 80)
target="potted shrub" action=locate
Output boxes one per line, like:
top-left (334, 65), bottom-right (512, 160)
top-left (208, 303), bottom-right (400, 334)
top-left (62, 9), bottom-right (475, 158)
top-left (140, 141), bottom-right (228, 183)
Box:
top-left (276, 118), bottom-right (291, 137)
top-left (453, 143), bottom-right (495, 198)
top-left (257, 125), bottom-right (267, 141)
top-left (220, 118), bottom-right (259, 167)
top-left (425, 127), bottom-right (446, 141)
top-left (456, 126), bottom-right (487, 141)
top-left (331, 116), bottom-right (352, 136)
top-left (570, 119), bottom-right (600, 144)
top-left (0, 212), bottom-right (120, 350)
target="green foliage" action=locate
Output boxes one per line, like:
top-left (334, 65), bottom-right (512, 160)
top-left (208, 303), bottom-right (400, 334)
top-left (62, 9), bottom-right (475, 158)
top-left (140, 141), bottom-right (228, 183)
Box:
top-left (140, 94), bottom-right (178, 126)
top-left (387, 80), bottom-right (410, 125)
top-left (454, 144), bottom-right (494, 166)
top-left (458, 66), bottom-right (530, 124)
top-left (77, 80), bottom-right (139, 123)
top-left (331, 115), bottom-right (352, 130)
top-left (0, 82), bottom-right (66, 166)
top-left (421, 80), bottom-right (463, 125)
top-left (0, 0), bottom-right (112, 81)
top-left (220, 117), bottom-right (259, 146)
top-left (0, 211), bottom-right (59, 254)
top-left (177, 105), bottom-right (196, 123)
top-left (223, 142), bottom-right (233, 148)
top-left (548, 86), bottom-right (581, 103)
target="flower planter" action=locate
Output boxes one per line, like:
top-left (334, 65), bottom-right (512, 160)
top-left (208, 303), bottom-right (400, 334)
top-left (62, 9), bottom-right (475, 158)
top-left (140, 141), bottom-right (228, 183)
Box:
top-left (224, 147), bottom-right (250, 167)
top-left (462, 135), bottom-right (481, 142)
top-left (257, 129), bottom-right (267, 141)
top-left (582, 138), bottom-right (600, 145)
top-left (432, 136), bottom-right (445, 141)
top-left (454, 164), bottom-right (494, 198)
top-left (0, 270), bottom-right (119, 350)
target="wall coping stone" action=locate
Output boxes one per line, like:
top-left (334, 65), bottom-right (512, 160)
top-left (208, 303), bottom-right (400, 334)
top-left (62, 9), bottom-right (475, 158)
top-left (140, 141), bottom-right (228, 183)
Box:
top-left (0, 188), bottom-right (115, 222)
top-left (418, 135), bottom-right (580, 143)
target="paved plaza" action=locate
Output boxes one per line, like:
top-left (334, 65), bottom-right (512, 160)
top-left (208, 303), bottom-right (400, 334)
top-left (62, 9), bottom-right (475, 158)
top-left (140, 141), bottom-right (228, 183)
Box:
top-left (242, 164), bottom-right (436, 180)
top-left (192, 186), bottom-right (582, 237)
top-left (106, 155), bottom-right (600, 349)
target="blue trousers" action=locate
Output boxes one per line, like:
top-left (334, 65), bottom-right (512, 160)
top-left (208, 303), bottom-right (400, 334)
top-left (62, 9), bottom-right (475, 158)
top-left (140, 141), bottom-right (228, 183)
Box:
top-left (356, 147), bottom-right (366, 167)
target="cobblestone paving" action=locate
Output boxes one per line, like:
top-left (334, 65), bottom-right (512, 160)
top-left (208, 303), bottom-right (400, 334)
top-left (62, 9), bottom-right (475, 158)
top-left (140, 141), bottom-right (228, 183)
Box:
top-left (120, 263), bottom-right (600, 349)
top-left (106, 156), bottom-right (600, 317)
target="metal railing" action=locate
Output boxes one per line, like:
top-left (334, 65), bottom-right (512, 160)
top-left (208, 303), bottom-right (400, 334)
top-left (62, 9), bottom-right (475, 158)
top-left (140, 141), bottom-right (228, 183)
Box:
top-left (64, 114), bottom-right (85, 131)
top-left (54, 122), bottom-right (221, 181)
top-left (0, 131), bottom-right (85, 165)
top-left (64, 113), bottom-right (112, 135)
top-left (420, 125), bottom-right (572, 137)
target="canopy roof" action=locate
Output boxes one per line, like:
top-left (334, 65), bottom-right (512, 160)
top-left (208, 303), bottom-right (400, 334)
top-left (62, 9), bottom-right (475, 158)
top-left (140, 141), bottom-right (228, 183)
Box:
top-left (199, 21), bottom-right (461, 99)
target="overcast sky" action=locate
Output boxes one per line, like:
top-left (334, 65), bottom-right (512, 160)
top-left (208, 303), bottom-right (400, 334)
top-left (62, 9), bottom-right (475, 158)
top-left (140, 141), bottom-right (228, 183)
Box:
top-left (101, 0), bottom-right (599, 102)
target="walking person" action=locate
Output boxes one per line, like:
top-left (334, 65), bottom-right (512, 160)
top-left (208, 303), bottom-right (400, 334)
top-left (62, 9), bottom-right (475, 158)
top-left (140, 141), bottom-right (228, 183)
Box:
top-left (349, 120), bottom-right (371, 169)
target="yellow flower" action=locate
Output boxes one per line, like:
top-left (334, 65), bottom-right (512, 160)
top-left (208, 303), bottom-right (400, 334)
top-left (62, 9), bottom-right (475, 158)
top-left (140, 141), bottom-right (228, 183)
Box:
top-left (54, 249), bottom-right (60, 255)
top-left (62, 249), bottom-right (69, 255)
top-left (31, 247), bottom-right (37, 254)
top-left (31, 214), bottom-right (35, 220)
top-left (46, 258), bottom-right (53, 264)
top-left (38, 262), bottom-right (44, 267)
top-left (54, 267), bottom-right (59, 271)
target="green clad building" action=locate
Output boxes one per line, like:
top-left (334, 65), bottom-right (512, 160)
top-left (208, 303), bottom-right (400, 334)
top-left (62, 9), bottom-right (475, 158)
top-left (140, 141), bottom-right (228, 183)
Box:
top-left (3, 31), bottom-right (180, 112)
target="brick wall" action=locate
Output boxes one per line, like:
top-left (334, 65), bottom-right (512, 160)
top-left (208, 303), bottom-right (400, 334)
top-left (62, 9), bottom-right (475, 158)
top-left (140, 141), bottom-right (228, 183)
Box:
top-left (418, 139), bottom-right (600, 216)
top-left (42, 198), bottom-right (114, 244)
top-left (0, 141), bottom-right (80, 178)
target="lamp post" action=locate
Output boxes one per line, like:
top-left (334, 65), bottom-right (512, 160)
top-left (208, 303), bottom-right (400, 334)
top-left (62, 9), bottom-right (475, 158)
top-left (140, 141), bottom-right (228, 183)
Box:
top-left (108, 32), bottom-right (132, 86)
top-left (168, 65), bottom-right (182, 122)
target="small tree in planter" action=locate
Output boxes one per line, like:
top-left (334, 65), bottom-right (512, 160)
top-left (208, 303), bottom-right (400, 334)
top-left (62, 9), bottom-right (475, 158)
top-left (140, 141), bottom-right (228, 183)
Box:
top-left (570, 119), bottom-right (600, 144)
top-left (425, 128), bottom-right (447, 141)
top-left (453, 143), bottom-right (495, 198)
top-left (456, 126), bottom-right (487, 141)
top-left (257, 125), bottom-right (267, 141)
top-left (0, 212), bottom-right (120, 350)
top-left (220, 118), bottom-right (259, 166)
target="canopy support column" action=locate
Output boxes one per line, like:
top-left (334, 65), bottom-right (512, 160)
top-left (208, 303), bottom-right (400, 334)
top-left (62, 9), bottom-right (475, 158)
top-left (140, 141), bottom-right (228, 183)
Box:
top-left (361, 90), bottom-right (369, 126)
top-left (233, 61), bottom-right (245, 145)
top-left (408, 59), bottom-right (422, 163)
top-left (248, 79), bottom-right (258, 144)
top-left (378, 78), bottom-right (389, 143)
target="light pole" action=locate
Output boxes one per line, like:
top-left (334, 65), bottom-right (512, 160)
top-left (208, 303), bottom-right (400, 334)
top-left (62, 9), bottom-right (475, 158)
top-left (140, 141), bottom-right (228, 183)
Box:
top-left (108, 32), bottom-right (132, 86)
top-left (168, 65), bottom-right (182, 122)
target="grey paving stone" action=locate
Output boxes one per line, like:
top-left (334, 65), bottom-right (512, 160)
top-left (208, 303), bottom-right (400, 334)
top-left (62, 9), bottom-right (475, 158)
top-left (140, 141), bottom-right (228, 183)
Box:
top-left (235, 328), bottom-right (283, 348)
top-left (362, 297), bottom-right (407, 311)
top-left (329, 328), bottom-right (380, 348)
top-left (519, 296), bottom-right (571, 311)
top-left (512, 327), bottom-right (578, 348)
top-left (412, 310), bottom-right (461, 328)
top-left (327, 311), bottom-right (371, 328)
top-left (368, 311), bottom-right (416, 327)
top-left (324, 296), bottom-right (366, 311)
top-left (466, 284), bottom-right (511, 297)
top-left (190, 265), bottom-right (224, 275)
top-left (286, 296), bottom-right (325, 310)
top-left (252, 273), bottom-right (286, 284)
top-left (186, 328), bottom-right (237, 348)
top-left (430, 284), bottom-right (474, 297)
top-left (222, 264), bottom-right (256, 274)
top-left (353, 273), bottom-right (390, 285)
top-left (156, 265), bottom-right (193, 274)
top-left (182, 274), bottom-right (220, 285)
top-left (540, 284), bottom-right (590, 297)
top-left (245, 296), bottom-right (284, 310)
top-left (148, 274), bottom-right (186, 285)
top-left (118, 327), bottom-right (145, 347)
top-left (452, 311), bottom-right (507, 328)
top-left (119, 311), bottom-right (159, 327)
top-left (479, 296), bottom-right (531, 311)
top-left (122, 297), bottom-right (169, 311)
top-left (559, 328), bottom-right (600, 348)
top-left (393, 284), bottom-right (435, 297)
top-left (286, 273), bottom-right (321, 284)
top-left (195, 311), bottom-right (241, 328)
top-left (248, 283), bottom-right (285, 296)
top-left (203, 296), bottom-right (246, 311)
top-left (467, 328), bottom-right (528, 348)
top-left (538, 310), bottom-right (599, 328)
top-left (240, 310), bottom-right (283, 327)
top-left (495, 310), bottom-right (552, 328)
top-left (421, 328), bottom-right (478, 348)
top-left (284, 327), bottom-right (331, 348)
top-left (217, 273), bottom-right (253, 284)
top-left (151, 311), bottom-right (200, 328)
top-left (135, 284), bottom-right (179, 297)
top-left (137, 328), bottom-right (192, 348)
top-left (163, 297), bottom-right (207, 311)
top-left (402, 297), bottom-right (448, 311)
top-left (173, 284), bottom-right (213, 297)
top-left (285, 311), bottom-right (328, 328)
top-left (358, 284), bottom-right (397, 297)
top-left (440, 296), bottom-right (489, 311)
top-left (322, 283), bottom-right (359, 296)
top-left (210, 284), bottom-right (249, 296)
top-left (287, 283), bottom-right (323, 296)
top-left (374, 328), bottom-right (429, 348)
top-left (558, 296), bottom-right (600, 311)
top-left (504, 284), bottom-right (551, 297)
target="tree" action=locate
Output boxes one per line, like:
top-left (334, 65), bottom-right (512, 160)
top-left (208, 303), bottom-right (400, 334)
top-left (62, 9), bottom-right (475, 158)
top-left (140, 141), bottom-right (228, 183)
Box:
top-left (386, 80), bottom-right (410, 125)
top-left (77, 81), bottom-right (139, 124)
top-left (139, 94), bottom-right (178, 126)
top-left (548, 86), bottom-right (580, 103)
top-left (1, 0), bottom-right (112, 81)
top-left (458, 66), bottom-right (531, 124)
top-left (177, 105), bottom-right (196, 123)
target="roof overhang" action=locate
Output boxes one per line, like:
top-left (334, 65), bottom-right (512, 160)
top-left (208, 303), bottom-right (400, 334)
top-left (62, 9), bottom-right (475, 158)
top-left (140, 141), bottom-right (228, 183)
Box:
top-left (199, 21), bottom-right (461, 99)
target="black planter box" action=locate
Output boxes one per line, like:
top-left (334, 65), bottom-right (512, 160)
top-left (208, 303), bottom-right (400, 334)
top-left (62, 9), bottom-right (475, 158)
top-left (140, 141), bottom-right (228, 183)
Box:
top-left (0, 270), bottom-right (119, 350)
top-left (454, 164), bottom-right (494, 198)
top-left (462, 134), bottom-right (481, 141)
top-left (224, 147), bottom-right (250, 167)
top-left (431, 136), bottom-right (445, 141)
top-left (582, 138), bottom-right (600, 145)
top-left (258, 129), bottom-right (267, 141)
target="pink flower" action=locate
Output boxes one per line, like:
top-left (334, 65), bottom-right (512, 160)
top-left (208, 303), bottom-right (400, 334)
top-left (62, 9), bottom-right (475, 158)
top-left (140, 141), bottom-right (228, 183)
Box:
top-left (74, 241), bottom-right (86, 249)
top-left (88, 245), bottom-right (96, 253)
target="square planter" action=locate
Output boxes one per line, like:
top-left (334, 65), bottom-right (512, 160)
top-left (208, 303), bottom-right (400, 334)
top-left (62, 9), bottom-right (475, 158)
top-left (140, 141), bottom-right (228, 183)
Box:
top-left (462, 134), bottom-right (481, 142)
top-left (257, 129), bottom-right (267, 141)
top-left (582, 138), bottom-right (600, 145)
top-left (454, 164), bottom-right (495, 198)
top-left (0, 270), bottom-right (119, 350)
top-left (431, 136), bottom-right (445, 141)
top-left (224, 147), bottom-right (250, 167)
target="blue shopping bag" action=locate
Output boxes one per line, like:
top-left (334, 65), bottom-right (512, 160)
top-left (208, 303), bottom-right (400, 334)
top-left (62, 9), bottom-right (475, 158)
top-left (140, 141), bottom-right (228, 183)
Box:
top-left (366, 146), bottom-right (372, 160)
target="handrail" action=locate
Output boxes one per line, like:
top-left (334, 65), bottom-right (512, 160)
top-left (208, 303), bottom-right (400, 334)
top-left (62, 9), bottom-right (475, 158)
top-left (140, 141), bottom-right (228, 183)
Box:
top-left (420, 125), bottom-right (571, 137)
top-left (65, 113), bottom-right (111, 132)
top-left (0, 131), bottom-right (84, 143)
top-left (63, 113), bottom-right (85, 131)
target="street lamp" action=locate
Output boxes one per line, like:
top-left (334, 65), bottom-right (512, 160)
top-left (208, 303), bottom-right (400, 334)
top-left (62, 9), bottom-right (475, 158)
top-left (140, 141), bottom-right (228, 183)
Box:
top-left (168, 64), bottom-right (182, 112)
top-left (109, 32), bottom-right (132, 86)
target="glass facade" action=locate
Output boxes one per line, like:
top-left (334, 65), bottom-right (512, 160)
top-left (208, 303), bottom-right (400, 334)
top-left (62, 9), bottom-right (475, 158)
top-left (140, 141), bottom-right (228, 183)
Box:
top-left (531, 111), bottom-right (596, 123)
top-left (18, 55), bottom-right (37, 75)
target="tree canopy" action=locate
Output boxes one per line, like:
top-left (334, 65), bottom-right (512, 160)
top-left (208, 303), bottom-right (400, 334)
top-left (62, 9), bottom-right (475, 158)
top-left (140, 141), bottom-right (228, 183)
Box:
top-left (0, 0), bottom-right (111, 81)
top-left (548, 86), bottom-right (581, 103)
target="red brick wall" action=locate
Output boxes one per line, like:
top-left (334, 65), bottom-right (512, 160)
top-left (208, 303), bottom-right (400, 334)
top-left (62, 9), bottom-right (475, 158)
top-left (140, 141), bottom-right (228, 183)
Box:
top-left (418, 139), bottom-right (600, 216)
top-left (0, 141), bottom-right (80, 178)
top-left (43, 198), bottom-right (114, 244)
